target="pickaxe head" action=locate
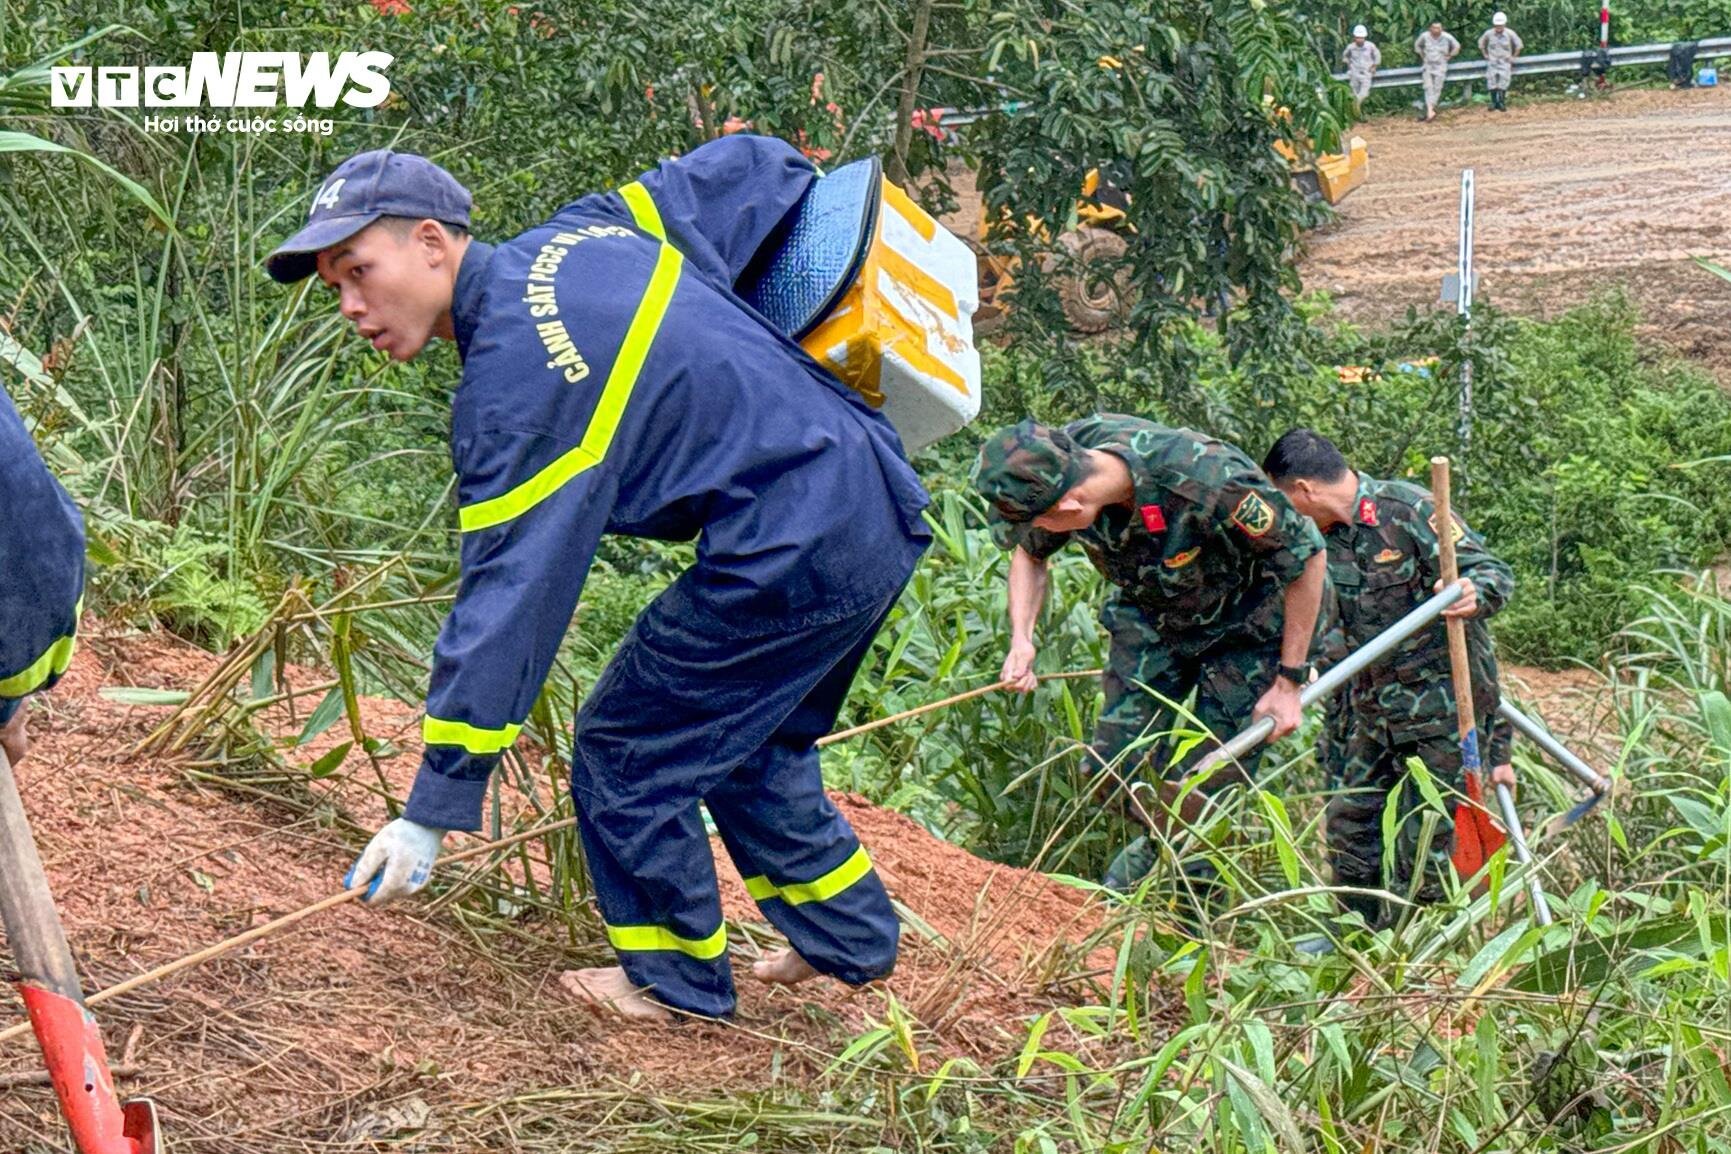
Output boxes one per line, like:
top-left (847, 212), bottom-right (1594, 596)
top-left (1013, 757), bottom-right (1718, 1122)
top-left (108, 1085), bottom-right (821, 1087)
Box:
top-left (1556, 788), bottom-right (1608, 828)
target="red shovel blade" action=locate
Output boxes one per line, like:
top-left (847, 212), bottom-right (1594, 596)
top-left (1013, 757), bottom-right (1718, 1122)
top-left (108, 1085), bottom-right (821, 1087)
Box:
top-left (19, 984), bottom-right (154, 1153)
top-left (123, 1099), bottom-right (162, 1154)
top-left (1451, 768), bottom-right (1507, 887)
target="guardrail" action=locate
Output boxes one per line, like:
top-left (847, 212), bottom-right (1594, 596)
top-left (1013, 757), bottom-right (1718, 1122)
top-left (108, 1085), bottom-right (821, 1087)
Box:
top-left (1337, 35), bottom-right (1731, 89)
top-left (925, 34), bottom-right (1730, 131)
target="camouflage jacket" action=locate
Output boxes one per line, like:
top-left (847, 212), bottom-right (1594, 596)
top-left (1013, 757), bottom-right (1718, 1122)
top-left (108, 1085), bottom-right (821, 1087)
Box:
top-left (995, 416), bottom-right (1324, 650)
top-left (1323, 474), bottom-right (1514, 738)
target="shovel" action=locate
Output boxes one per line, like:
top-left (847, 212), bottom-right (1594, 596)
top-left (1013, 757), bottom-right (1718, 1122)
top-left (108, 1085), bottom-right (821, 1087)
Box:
top-left (1432, 458), bottom-right (1551, 926)
top-left (1496, 699), bottom-right (1611, 826)
top-left (1105, 582), bottom-right (1470, 888)
top-left (0, 746), bottom-right (161, 1153)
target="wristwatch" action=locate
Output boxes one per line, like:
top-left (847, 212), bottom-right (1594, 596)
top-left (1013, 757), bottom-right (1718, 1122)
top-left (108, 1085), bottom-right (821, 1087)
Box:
top-left (1277, 662), bottom-right (1312, 687)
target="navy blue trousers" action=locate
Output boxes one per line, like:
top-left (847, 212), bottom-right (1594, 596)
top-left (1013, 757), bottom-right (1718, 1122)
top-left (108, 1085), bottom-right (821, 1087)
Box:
top-left (569, 562), bottom-right (917, 1017)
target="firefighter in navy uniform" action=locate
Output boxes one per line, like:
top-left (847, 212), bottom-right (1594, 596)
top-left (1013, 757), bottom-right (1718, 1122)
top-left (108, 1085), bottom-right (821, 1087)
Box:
top-left (0, 387), bottom-right (85, 765)
top-left (266, 137), bottom-right (930, 1021)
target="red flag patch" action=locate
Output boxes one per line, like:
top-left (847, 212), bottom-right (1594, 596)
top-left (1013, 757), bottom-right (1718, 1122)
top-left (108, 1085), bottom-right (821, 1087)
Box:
top-left (1140, 504), bottom-right (1167, 533)
top-left (1358, 498), bottom-right (1379, 527)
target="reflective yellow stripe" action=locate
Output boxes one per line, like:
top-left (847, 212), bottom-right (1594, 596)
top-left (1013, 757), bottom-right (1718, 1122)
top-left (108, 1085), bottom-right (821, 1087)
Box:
top-left (422, 716), bottom-right (522, 755)
top-left (606, 922), bottom-right (727, 960)
top-left (457, 238), bottom-right (683, 534)
top-left (619, 180), bottom-right (666, 241)
top-left (0, 603), bottom-right (80, 699)
top-left (742, 846), bottom-right (873, 908)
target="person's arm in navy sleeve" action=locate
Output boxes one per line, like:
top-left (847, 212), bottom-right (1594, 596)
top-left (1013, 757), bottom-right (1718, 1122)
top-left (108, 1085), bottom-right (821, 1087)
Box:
top-left (400, 425), bottom-right (617, 832)
top-left (0, 389), bottom-right (86, 765)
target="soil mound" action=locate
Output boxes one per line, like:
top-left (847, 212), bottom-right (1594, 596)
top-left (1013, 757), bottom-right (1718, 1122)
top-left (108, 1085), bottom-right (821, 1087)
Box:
top-left (0, 623), bottom-right (1136, 1149)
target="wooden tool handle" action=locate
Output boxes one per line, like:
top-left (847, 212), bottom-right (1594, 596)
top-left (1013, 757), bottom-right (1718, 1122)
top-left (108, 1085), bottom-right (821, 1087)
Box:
top-left (1430, 457), bottom-right (1476, 739)
top-left (0, 748), bottom-right (86, 1002)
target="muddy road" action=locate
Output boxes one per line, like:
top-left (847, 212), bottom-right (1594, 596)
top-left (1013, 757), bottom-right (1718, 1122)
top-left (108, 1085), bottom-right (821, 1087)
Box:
top-left (1300, 86), bottom-right (1731, 374)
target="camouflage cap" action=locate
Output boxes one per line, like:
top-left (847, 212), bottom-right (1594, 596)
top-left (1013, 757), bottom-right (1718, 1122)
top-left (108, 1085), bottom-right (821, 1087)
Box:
top-left (972, 419), bottom-right (1086, 523)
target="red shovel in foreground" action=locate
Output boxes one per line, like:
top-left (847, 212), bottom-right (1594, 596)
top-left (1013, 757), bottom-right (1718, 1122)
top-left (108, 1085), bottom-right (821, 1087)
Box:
top-left (0, 746), bottom-right (160, 1153)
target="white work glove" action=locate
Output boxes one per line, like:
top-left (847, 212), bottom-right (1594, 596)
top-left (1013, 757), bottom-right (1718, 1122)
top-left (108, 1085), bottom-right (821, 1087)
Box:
top-left (344, 818), bottom-right (447, 906)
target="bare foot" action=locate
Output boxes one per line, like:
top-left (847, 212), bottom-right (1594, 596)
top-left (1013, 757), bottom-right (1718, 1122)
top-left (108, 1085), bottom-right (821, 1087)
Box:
top-left (0, 710), bottom-right (28, 767)
top-left (751, 947), bottom-right (820, 986)
top-left (558, 966), bottom-right (672, 1023)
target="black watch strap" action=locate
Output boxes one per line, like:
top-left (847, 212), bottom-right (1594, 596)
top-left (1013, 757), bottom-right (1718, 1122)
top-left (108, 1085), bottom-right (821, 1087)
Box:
top-left (1277, 662), bottom-right (1311, 686)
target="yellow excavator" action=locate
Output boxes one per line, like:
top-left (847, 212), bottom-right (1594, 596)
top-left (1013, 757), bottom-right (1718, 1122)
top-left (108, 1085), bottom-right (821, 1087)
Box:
top-left (1276, 134), bottom-right (1370, 204)
top-left (969, 97), bottom-right (1369, 333)
top-left (1269, 94), bottom-right (1369, 204)
top-left (970, 167), bottom-right (1135, 333)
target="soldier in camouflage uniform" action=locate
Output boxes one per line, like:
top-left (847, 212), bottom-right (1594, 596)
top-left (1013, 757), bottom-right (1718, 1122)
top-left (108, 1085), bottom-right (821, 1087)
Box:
top-left (1264, 429), bottom-right (1516, 928)
top-left (973, 417), bottom-right (1330, 806)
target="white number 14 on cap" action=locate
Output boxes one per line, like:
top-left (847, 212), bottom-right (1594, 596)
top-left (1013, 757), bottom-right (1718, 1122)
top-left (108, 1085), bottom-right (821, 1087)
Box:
top-left (310, 177), bottom-right (345, 216)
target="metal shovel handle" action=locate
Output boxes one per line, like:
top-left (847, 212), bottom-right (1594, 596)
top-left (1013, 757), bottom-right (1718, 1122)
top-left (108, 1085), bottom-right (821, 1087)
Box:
top-left (1495, 699), bottom-right (1610, 794)
top-left (1191, 580), bottom-right (1467, 777)
top-left (1494, 779), bottom-right (1554, 925)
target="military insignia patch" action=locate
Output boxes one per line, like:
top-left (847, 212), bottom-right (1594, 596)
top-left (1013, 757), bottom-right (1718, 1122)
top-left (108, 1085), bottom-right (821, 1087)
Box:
top-left (1231, 492), bottom-right (1275, 537)
top-left (1427, 512), bottom-right (1467, 544)
top-left (1358, 498), bottom-right (1378, 527)
top-left (1139, 504), bottom-right (1167, 533)
top-left (1165, 547), bottom-right (1201, 569)
top-left (1374, 548), bottom-right (1403, 563)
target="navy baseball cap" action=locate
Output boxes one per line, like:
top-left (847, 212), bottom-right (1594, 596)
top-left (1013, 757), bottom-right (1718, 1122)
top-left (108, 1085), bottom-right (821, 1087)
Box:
top-left (266, 149), bottom-right (472, 283)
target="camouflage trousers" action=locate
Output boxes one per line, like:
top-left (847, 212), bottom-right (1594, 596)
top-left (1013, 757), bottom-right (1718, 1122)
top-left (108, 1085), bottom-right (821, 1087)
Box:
top-left (1320, 701), bottom-right (1514, 926)
top-left (1091, 598), bottom-right (1283, 791)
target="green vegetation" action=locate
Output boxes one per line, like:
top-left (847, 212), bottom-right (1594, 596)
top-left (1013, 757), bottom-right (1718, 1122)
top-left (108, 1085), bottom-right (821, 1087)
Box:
top-left (5, 2), bottom-right (1731, 1150)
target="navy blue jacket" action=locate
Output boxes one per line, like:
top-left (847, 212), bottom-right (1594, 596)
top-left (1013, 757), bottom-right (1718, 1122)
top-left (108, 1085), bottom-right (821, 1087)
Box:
top-left (0, 387), bottom-right (85, 721)
top-left (403, 136), bottom-right (931, 830)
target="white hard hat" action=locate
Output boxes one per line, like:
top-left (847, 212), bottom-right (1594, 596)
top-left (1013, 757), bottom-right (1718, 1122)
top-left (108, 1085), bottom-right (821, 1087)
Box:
top-left (1353, 24), bottom-right (1368, 37)
top-left (1493, 11), bottom-right (1508, 25)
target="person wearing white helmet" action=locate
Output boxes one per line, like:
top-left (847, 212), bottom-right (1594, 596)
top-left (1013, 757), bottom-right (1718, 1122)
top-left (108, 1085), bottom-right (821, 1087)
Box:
top-left (1414, 20), bottom-right (1462, 122)
top-left (1478, 13), bottom-right (1524, 111)
top-left (1343, 25), bottom-right (1382, 107)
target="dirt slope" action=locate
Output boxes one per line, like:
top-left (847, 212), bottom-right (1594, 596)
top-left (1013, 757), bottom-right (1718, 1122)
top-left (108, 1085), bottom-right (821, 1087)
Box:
top-left (0, 624), bottom-right (1141, 1151)
top-left (1300, 87), bottom-right (1731, 375)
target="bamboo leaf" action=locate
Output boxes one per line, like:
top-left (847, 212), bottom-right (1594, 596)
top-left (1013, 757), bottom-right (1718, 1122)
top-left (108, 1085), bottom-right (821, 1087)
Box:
top-left (250, 647), bottom-right (276, 703)
top-left (1693, 256), bottom-right (1731, 285)
top-left (1016, 1012), bottom-right (1053, 1077)
top-left (0, 131), bottom-right (172, 225)
top-left (1220, 1057), bottom-right (1303, 1151)
top-left (307, 741), bottom-right (353, 779)
top-left (296, 686), bottom-right (345, 746)
top-left (1258, 789), bottom-right (1301, 888)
